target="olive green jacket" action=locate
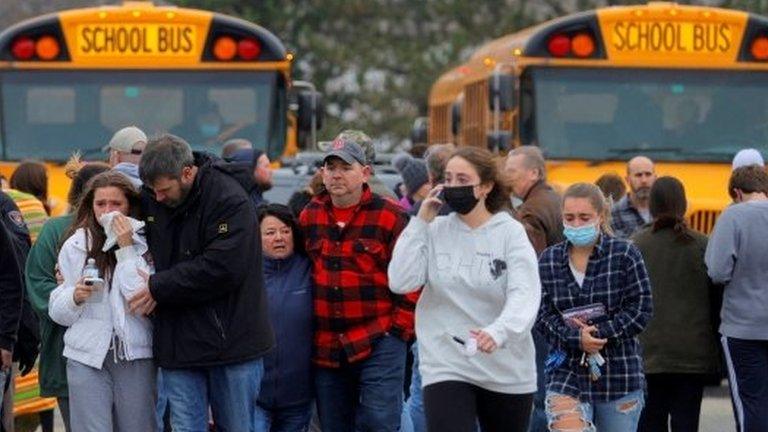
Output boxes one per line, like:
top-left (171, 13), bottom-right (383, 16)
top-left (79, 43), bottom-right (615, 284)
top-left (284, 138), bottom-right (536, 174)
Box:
top-left (25, 215), bottom-right (72, 397)
top-left (632, 226), bottom-right (721, 375)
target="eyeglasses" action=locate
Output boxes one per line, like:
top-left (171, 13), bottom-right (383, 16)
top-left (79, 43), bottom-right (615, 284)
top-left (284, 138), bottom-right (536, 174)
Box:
top-left (129, 149), bottom-right (143, 155)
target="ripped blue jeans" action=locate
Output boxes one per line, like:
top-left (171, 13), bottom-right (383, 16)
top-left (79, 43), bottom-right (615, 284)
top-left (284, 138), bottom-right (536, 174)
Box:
top-left (545, 390), bottom-right (644, 432)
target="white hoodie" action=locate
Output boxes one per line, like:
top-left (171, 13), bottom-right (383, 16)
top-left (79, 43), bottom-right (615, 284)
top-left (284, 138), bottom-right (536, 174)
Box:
top-left (389, 212), bottom-right (540, 393)
top-left (49, 228), bottom-right (153, 369)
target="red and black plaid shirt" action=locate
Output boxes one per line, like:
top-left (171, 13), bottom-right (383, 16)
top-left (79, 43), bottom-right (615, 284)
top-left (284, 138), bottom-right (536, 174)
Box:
top-left (299, 185), bottom-right (417, 367)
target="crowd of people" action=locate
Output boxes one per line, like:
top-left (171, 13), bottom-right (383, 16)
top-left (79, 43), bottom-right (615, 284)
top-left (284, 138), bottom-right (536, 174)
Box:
top-left (0, 125), bottom-right (765, 432)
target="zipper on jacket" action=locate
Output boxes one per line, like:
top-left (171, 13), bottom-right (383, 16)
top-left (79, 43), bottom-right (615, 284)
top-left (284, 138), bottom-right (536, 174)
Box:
top-left (212, 310), bottom-right (227, 341)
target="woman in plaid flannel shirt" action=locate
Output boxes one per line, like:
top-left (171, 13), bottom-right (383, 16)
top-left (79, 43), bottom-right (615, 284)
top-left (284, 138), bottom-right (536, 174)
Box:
top-left (536, 183), bottom-right (653, 432)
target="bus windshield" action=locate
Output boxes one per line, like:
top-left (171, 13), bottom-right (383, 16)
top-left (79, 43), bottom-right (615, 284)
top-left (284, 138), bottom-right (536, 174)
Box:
top-left (524, 67), bottom-right (768, 162)
top-left (0, 71), bottom-right (284, 161)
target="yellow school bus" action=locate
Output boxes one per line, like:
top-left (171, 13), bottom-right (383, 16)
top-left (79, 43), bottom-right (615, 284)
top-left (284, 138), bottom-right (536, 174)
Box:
top-left (0, 1), bottom-right (321, 421)
top-left (0, 1), bottom-right (321, 215)
top-left (426, 2), bottom-right (768, 233)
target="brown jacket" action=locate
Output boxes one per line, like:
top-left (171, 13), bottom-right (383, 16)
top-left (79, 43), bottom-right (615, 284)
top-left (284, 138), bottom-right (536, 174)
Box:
top-left (518, 181), bottom-right (564, 256)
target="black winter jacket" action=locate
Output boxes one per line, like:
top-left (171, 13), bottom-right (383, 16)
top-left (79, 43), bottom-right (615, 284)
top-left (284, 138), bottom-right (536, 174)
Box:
top-left (0, 191), bottom-right (39, 373)
top-left (142, 152), bottom-right (274, 368)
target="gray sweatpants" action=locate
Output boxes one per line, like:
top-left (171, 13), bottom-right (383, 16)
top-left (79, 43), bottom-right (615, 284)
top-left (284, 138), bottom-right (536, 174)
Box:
top-left (67, 353), bottom-right (157, 432)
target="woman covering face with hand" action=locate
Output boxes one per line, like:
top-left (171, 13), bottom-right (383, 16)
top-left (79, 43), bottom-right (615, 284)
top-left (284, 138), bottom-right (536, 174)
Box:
top-left (49, 172), bottom-right (156, 432)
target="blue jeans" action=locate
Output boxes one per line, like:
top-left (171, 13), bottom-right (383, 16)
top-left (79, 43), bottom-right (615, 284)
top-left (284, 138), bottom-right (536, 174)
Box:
top-left (402, 343), bottom-right (427, 432)
top-left (545, 390), bottom-right (644, 432)
top-left (156, 368), bottom-right (170, 432)
top-left (255, 402), bottom-right (313, 432)
top-left (529, 329), bottom-right (549, 432)
top-left (315, 334), bottom-right (407, 432)
top-left (162, 358), bottom-right (264, 432)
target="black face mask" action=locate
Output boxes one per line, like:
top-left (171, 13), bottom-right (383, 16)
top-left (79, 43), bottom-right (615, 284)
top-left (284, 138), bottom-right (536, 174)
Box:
top-left (443, 185), bottom-right (479, 215)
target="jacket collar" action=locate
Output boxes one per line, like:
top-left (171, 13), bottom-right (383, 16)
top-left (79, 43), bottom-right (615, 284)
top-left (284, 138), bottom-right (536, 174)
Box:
top-left (263, 253), bottom-right (300, 275)
top-left (522, 179), bottom-right (546, 202)
top-left (617, 194), bottom-right (641, 213)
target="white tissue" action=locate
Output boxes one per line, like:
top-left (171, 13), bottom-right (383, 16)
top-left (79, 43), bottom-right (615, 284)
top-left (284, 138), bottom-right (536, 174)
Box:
top-left (99, 211), bottom-right (145, 252)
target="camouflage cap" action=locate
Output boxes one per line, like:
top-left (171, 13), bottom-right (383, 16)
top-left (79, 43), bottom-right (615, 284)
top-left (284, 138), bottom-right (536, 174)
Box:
top-left (334, 130), bottom-right (374, 165)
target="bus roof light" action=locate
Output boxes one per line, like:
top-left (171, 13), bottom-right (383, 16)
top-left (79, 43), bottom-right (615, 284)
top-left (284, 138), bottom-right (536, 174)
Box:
top-left (751, 36), bottom-right (768, 61)
top-left (237, 38), bottom-right (261, 60)
top-left (572, 33), bottom-right (595, 58)
top-left (11, 37), bottom-right (35, 60)
top-left (35, 36), bottom-right (60, 60)
top-left (213, 36), bottom-right (237, 61)
top-left (547, 34), bottom-right (571, 57)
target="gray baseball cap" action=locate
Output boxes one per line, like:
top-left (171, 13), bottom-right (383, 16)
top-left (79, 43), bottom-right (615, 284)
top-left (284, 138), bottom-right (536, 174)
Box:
top-left (323, 136), bottom-right (367, 165)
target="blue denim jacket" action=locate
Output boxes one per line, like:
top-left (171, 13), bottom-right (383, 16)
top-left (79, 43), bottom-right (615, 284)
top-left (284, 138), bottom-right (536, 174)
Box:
top-left (258, 253), bottom-right (314, 409)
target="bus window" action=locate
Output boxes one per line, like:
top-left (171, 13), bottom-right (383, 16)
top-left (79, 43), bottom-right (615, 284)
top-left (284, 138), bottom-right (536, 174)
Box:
top-left (524, 67), bottom-right (768, 162)
top-left (1, 71), bottom-right (279, 160)
top-left (28, 87), bottom-right (75, 124)
top-left (100, 86), bottom-right (183, 134)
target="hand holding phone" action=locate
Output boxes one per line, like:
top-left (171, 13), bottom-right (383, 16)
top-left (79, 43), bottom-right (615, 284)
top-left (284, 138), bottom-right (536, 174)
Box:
top-left (74, 277), bottom-right (105, 305)
top-left (417, 185), bottom-right (444, 223)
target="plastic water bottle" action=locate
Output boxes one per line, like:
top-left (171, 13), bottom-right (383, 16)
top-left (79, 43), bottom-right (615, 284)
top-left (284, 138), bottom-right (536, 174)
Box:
top-left (83, 258), bottom-right (103, 303)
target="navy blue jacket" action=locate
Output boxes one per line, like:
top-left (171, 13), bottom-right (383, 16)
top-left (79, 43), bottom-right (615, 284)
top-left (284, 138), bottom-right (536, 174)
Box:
top-left (258, 253), bottom-right (313, 409)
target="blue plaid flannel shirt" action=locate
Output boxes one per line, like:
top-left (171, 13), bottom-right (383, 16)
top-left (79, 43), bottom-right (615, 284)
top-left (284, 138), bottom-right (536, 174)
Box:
top-left (610, 195), bottom-right (648, 239)
top-left (536, 234), bottom-right (653, 403)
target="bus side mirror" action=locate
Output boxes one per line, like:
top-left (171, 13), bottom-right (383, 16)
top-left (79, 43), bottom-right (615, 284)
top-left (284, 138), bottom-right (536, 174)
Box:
top-left (488, 72), bottom-right (515, 111)
top-left (487, 131), bottom-right (512, 152)
top-left (298, 90), bottom-right (324, 132)
top-left (411, 117), bottom-right (428, 144)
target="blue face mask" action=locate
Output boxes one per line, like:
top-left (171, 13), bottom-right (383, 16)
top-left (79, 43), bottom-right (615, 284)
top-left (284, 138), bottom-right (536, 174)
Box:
top-left (200, 124), bottom-right (220, 138)
top-left (563, 223), bottom-right (599, 246)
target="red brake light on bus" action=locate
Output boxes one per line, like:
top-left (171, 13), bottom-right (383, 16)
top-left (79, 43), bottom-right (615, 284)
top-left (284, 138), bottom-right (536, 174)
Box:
top-left (11, 37), bottom-right (35, 60)
top-left (750, 36), bottom-right (768, 60)
top-left (35, 36), bottom-right (60, 60)
top-left (213, 36), bottom-right (237, 60)
top-left (572, 33), bottom-right (596, 58)
top-left (238, 38), bottom-right (261, 60)
top-left (547, 34), bottom-right (571, 57)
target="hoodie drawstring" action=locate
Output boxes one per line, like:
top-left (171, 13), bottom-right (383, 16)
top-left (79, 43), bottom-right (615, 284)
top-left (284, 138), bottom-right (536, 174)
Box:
top-left (110, 333), bottom-right (127, 363)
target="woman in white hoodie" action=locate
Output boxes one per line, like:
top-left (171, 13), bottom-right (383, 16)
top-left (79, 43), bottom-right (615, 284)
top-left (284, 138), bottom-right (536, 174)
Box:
top-left (389, 146), bottom-right (541, 432)
top-left (49, 171), bottom-right (155, 432)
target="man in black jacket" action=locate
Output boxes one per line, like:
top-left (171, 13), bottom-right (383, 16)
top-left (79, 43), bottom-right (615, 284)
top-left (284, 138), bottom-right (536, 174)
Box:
top-left (131, 134), bottom-right (274, 431)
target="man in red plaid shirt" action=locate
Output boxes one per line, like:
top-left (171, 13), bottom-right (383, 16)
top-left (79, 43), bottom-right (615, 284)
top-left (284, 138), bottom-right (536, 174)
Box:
top-left (299, 130), bottom-right (416, 432)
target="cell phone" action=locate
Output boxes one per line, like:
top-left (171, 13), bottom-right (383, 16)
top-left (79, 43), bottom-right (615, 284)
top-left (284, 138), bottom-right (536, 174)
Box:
top-left (84, 278), bottom-right (105, 289)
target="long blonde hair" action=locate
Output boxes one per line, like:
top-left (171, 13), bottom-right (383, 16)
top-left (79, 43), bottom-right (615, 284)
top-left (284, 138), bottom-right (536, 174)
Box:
top-left (562, 182), bottom-right (613, 235)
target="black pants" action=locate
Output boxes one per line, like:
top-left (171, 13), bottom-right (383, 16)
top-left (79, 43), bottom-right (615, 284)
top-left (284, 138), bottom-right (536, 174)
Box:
top-left (423, 381), bottom-right (533, 432)
top-left (638, 373), bottom-right (706, 432)
top-left (722, 337), bottom-right (768, 432)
